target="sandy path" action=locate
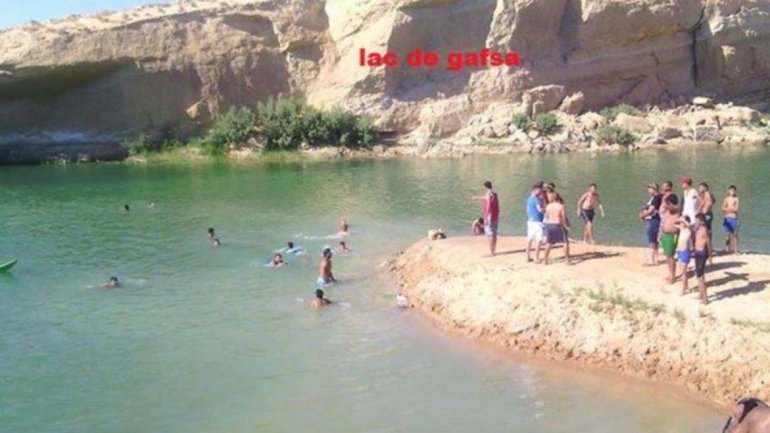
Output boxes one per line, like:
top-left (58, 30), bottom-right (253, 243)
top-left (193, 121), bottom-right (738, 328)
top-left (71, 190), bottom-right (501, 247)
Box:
top-left (391, 236), bottom-right (770, 406)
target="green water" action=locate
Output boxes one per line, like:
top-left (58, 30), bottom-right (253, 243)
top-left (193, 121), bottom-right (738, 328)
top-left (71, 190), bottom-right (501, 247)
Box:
top-left (4, 148), bottom-right (768, 433)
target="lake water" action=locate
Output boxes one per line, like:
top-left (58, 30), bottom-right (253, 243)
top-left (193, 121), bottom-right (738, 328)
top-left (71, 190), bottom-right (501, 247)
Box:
top-left (4, 148), bottom-right (768, 433)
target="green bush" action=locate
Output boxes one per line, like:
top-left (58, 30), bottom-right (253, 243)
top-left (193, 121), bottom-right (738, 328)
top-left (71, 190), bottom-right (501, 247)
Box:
top-left (204, 107), bottom-right (255, 154)
top-left (122, 133), bottom-right (155, 156)
top-left (596, 124), bottom-right (637, 146)
top-left (534, 113), bottom-right (558, 135)
top-left (256, 98), bottom-right (377, 150)
top-left (600, 103), bottom-right (639, 120)
top-left (512, 113), bottom-right (531, 131)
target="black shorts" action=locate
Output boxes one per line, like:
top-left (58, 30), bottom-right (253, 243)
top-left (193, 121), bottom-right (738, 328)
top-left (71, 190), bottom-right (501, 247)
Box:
top-left (545, 223), bottom-right (566, 245)
top-left (704, 211), bottom-right (714, 232)
top-left (580, 209), bottom-right (595, 224)
top-left (694, 251), bottom-right (708, 278)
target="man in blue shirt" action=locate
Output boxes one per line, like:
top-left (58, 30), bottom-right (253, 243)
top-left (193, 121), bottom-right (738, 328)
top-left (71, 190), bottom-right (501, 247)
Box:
top-left (526, 183), bottom-right (545, 262)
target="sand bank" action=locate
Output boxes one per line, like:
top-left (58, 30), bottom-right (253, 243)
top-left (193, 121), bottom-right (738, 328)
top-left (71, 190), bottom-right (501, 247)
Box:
top-left (390, 236), bottom-right (770, 406)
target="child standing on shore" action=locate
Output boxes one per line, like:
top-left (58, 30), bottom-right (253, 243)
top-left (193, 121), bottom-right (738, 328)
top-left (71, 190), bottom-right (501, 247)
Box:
top-left (693, 213), bottom-right (712, 304)
top-left (676, 216), bottom-right (693, 295)
top-left (722, 185), bottom-right (741, 254)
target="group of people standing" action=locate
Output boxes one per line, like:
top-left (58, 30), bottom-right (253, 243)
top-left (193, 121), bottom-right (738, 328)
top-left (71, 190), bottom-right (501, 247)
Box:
top-left (472, 177), bottom-right (742, 305)
top-left (642, 177), bottom-right (741, 304)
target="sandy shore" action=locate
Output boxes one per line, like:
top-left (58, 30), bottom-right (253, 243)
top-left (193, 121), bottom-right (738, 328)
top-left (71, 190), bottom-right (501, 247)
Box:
top-left (390, 236), bottom-right (770, 406)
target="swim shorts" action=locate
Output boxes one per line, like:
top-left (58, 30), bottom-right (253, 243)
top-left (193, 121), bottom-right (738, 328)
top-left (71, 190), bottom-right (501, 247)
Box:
top-left (694, 250), bottom-right (708, 278)
top-left (704, 211), bottom-right (713, 232)
top-left (545, 223), bottom-right (565, 245)
top-left (580, 209), bottom-right (595, 224)
top-left (644, 219), bottom-right (660, 246)
top-left (723, 217), bottom-right (740, 234)
top-left (677, 249), bottom-right (691, 265)
top-left (485, 221), bottom-right (498, 237)
top-left (526, 221), bottom-right (543, 241)
top-left (660, 232), bottom-right (677, 258)
top-left (316, 277), bottom-right (332, 287)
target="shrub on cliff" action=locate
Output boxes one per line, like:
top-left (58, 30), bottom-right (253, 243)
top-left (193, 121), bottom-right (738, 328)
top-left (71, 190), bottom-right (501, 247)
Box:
top-left (512, 113), bottom-right (531, 131)
top-left (600, 104), bottom-right (639, 120)
top-left (596, 124), bottom-right (636, 146)
top-left (204, 107), bottom-right (256, 154)
top-left (256, 98), bottom-right (377, 150)
top-left (122, 133), bottom-right (154, 156)
top-left (534, 113), bottom-right (558, 135)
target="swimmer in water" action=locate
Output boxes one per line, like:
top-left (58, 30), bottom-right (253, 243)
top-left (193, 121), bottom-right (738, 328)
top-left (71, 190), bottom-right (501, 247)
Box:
top-left (207, 228), bottom-right (221, 246)
top-left (310, 289), bottom-right (332, 309)
top-left (102, 276), bottom-right (120, 288)
top-left (208, 228), bottom-right (216, 238)
top-left (339, 219), bottom-right (349, 236)
top-left (149, 201), bottom-right (156, 208)
top-left (339, 241), bottom-right (350, 253)
top-left (271, 253), bottom-right (284, 267)
top-left (124, 204), bottom-right (130, 212)
top-left (317, 248), bottom-right (336, 286)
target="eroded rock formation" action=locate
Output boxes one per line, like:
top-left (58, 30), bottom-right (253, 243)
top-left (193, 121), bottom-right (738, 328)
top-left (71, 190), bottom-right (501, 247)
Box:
top-left (0, 0), bottom-right (769, 162)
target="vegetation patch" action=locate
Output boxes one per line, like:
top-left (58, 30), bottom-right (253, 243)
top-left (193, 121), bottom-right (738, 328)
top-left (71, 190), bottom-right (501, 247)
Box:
top-left (512, 112), bottom-right (531, 132)
top-left (596, 124), bottom-right (637, 146)
top-left (600, 103), bottom-right (640, 120)
top-left (533, 113), bottom-right (558, 135)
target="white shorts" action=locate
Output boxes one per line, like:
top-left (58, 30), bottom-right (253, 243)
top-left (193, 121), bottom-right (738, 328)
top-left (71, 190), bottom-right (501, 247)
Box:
top-left (527, 221), bottom-right (544, 241)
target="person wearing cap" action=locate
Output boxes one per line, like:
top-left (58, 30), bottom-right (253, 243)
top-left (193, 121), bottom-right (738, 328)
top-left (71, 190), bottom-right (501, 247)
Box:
top-left (317, 248), bottom-right (336, 287)
top-left (639, 183), bottom-right (663, 266)
top-left (680, 176), bottom-right (700, 227)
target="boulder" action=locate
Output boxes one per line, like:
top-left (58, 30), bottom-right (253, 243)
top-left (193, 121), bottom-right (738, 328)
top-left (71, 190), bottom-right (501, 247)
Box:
top-left (613, 114), bottom-right (653, 133)
top-left (693, 126), bottom-right (722, 143)
top-left (692, 97), bottom-right (715, 108)
top-left (580, 112), bottom-right (606, 131)
top-left (523, 85), bottom-right (567, 117)
top-left (559, 92), bottom-right (586, 115)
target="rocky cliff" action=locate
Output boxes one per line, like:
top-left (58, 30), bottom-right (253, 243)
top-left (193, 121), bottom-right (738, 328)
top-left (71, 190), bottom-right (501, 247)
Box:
top-left (1, 0), bottom-right (769, 162)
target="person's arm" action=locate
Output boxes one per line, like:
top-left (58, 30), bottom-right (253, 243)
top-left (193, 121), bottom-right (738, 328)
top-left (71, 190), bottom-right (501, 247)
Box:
top-left (722, 198), bottom-right (729, 213)
top-left (576, 193), bottom-right (586, 215)
top-left (599, 203), bottom-right (606, 218)
top-left (734, 198), bottom-right (740, 214)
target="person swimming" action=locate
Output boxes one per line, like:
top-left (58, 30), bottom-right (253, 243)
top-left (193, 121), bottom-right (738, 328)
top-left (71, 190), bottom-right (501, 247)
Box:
top-left (124, 204), bottom-right (130, 212)
top-left (339, 219), bottom-right (349, 236)
top-left (271, 253), bottom-right (284, 267)
top-left (208, 228), bottom-right (216, 238)
top-left (339, 241), bottom-right (350, 253)
top-left (207, 228), bottom-right (221, 246)
top-left (310, 289), bottom-right (332, 309)
top-left (102, 276), bottom-right (120, 288)
top-left (283, 241), bottom-right (305, 255)
top-left (149, 201), bottom-right (156, 208)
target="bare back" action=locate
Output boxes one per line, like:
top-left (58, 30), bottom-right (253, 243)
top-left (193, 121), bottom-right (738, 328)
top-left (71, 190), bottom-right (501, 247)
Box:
top-left (545, 202), bottom-right (565, 225)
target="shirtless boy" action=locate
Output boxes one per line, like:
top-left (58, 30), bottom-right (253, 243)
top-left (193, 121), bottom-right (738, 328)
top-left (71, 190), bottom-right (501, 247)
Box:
top-left (576, 183), bottom-right (605, 244)
top-left (310, 289), bottom-right (332, 309)
top-left (722, 185), bottom-right (741, 254)
top-left (659, 194), bottom-right (680, 283)
top-left (317, 249), bottom-right (336, 286)
top-left (675, 216), bottom-right (693, 294)
top-left (543, 190), bottom-right (571, 265)
top-left (693, 213), bottom-right (713, 304)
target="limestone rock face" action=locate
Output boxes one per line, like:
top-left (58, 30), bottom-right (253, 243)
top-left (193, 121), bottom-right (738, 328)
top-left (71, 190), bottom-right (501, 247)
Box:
top-left (1, 0), bottom-right (770, 162)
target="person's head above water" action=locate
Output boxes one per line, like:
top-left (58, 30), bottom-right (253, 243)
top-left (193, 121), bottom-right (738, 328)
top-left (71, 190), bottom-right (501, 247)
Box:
top-left (124, 204), bottom-right (130, 211)
top-left (315, 289), bottom-right (324, 299)
top-left (483, 181), bottom-right (493, 190)
top-left (110, 276), bottom-right (118, 283)
top-left (208, 228), bottom-right (215, 237)
top-left (288, 241), bottom-right (295, 249)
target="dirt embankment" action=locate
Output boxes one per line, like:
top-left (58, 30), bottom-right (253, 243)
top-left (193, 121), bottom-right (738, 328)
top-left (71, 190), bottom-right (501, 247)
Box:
top-left (391, 236), bottom-right (770, 406)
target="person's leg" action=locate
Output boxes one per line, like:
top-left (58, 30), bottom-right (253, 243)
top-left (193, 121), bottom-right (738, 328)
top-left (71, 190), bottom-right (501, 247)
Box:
top-left (666, 256), bottom-right (676, 283)
top-left (587, 222), bottom-right (594, 244)
top-left (735, 230), bottom-right (740, 254)
top-left (526, 237), bottom-right (533, 262)
top-left (564, 235), bottom-right (572, 265)
top-left (680, 262), bottom-right (688, 294)
top-left (544, 242), bottom-right (552, 265)
top-left (535, 238), bottom-right (541, 263)
top-left (489, 235), bottom-right (497, 256)
top-left (698, 277), bottom-right (708, 304)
